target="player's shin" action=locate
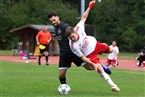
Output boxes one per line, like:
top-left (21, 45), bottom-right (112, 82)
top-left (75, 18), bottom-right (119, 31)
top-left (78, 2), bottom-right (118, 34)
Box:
top-left (45, 56), bottom-right (49, 65)
top-left (99, 72), bottom-right (116, 87)
top-left (59, 76), bottom-right (67, 84)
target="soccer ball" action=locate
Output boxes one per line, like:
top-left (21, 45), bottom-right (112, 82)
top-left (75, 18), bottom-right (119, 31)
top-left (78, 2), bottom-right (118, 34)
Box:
top-left (58, 84), bottom-right (71, 95)
top-left (25, 61), bottom-right (29, 63)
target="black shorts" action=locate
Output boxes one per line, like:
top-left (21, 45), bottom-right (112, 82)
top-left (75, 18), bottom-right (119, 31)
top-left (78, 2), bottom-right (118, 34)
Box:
top-left (39, 44), bottom-right (49, 54)
top-left (59, 51), bottom-right (84, 69)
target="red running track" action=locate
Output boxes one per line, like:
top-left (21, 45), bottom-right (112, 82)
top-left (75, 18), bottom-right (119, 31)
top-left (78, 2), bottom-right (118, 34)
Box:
top-left (0, 56), bottom-right (144, 71)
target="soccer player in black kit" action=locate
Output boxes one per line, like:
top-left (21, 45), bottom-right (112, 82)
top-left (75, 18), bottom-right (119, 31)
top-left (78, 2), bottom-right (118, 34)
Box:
top-left (47, 5), bottom-right (111, 86)
top-left (48, 12), bottom-right (85, 84)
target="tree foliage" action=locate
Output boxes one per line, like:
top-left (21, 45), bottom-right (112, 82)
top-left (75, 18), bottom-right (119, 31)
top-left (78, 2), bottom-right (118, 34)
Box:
top-left (87, 0), bottom-right (145, 52)
top-left (0, 0), bottom-right (79, 50)
top-left (0, 0), bottom-right (145, 52)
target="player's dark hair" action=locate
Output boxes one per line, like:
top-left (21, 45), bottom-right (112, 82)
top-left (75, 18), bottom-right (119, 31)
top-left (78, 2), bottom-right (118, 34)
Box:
top-left (65, 26), bottom-right (74, 37)
top-left (47, 11), bottom-right (57, 18)
top-left (112, 40), bottom-right (117, 44)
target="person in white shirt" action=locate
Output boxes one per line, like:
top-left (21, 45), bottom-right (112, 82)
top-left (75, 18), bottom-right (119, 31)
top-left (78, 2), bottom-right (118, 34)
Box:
top-left (65, 0), bottom-right (120, 92)
top-left (107, 41), bottom-right (119, 67)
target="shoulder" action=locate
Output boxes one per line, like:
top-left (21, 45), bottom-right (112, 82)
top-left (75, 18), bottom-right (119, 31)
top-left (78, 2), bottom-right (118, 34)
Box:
top-left (60, 22), bottom-right (69, 28)
top-left (47, 31), bottom-right (51, 34)
top-left (47, 31), bottom-right (51, 35)
top-left (109, 45), bottom-right (113, 48)
top-left (115, 46), bottom-right (119, 49)
top-left (38, 30), bottom-right (42, 33)
top-left (37, 31), bottom-right (42, 35)
top-left (114, 46), bottom-right (119, 52)
top-left (69, 40), bottom-right (77, 49)
top-left (56, 22), bottom-right (70, 32)
top-left (76, 20), bottom-right (84, 26)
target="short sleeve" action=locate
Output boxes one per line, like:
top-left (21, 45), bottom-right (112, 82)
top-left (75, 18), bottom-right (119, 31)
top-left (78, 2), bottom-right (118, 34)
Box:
top-left (76, 20), bottom-right (84, 27)
top-left (69, 41), bottom-right (83, 57)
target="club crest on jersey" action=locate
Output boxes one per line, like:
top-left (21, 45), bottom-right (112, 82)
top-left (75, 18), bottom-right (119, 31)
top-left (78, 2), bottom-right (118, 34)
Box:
top-left (75, 26), bottom-right (79, 32)
top-left (58, 29), bottom-right (61, 34)
top-left (82, 37), bottom-right (88, 48)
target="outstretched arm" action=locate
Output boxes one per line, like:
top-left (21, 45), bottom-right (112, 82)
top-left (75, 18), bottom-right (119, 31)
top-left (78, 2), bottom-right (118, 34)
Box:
top-left (81, 0), bottom-right (95, 23)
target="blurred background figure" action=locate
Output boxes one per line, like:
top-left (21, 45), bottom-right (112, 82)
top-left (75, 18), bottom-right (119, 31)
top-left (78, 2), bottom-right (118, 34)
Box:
top-left (107, 40), bottom-right (119, 67)
top-left (36, 26), bottom-right (52, 65)
top-left (136, 45), bottom-right (145, 67)
top-left (19, 50), bottom-right (30, 59)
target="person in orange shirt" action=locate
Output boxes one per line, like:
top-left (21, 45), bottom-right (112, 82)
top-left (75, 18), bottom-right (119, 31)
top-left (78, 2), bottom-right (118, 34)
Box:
top-left (36, 26), bottom-right (52, 65)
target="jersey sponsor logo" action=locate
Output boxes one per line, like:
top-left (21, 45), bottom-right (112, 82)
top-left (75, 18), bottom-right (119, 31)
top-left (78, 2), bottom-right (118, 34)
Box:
top-left (58, 29), bottom-right (61, 34)
top-left (75, 26), bottom-right (79, 33)
top-left (82, 37), bottom-right (88, 48)
top-left (55, 29), bottom-right (62, 40)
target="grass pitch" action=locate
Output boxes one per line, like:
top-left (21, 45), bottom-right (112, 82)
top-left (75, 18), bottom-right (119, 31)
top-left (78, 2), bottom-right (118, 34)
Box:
top-left (0, 61), bottom-right (145, 97)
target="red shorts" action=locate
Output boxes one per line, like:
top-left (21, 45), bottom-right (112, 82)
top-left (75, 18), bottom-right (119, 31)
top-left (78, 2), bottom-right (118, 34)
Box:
top-left (86, 42), bottom-right (110, 64)
top-left (107, 59), bottom-right (117, 64)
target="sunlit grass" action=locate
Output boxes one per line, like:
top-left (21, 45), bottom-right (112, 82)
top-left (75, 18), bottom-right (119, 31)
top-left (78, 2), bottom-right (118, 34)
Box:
top-left (0, 61), bottom-right (144, 97)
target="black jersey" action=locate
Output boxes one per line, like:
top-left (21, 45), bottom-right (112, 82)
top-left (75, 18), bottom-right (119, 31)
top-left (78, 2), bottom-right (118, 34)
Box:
top-left (54, 22), bottom-right (72, 54)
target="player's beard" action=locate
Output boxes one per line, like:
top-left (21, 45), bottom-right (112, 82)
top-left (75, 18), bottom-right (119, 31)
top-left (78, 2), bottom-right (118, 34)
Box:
top-left (53, 21), bottom-right (60, 27)
top-left (53, 23), bottom-right (58, 27)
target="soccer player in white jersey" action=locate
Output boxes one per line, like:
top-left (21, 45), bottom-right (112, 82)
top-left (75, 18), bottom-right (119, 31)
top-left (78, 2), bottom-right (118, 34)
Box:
top-left (107, 41), bottom-right (119, 67)
top-left (65, 0), bottom-right (120, 92)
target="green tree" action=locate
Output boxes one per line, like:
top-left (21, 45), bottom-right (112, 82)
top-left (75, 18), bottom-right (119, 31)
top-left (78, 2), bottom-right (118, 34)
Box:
top-left (0, 0), bottom-right (79, 50)
top-left (0, 0), bottom-right (144, 52)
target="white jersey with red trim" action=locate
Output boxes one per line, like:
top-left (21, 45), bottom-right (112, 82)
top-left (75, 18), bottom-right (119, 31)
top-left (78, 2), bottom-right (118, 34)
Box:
top-left (69, 21), bottom-right (97, 57)
top-left (108, 45), bottom-right (119, 60)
